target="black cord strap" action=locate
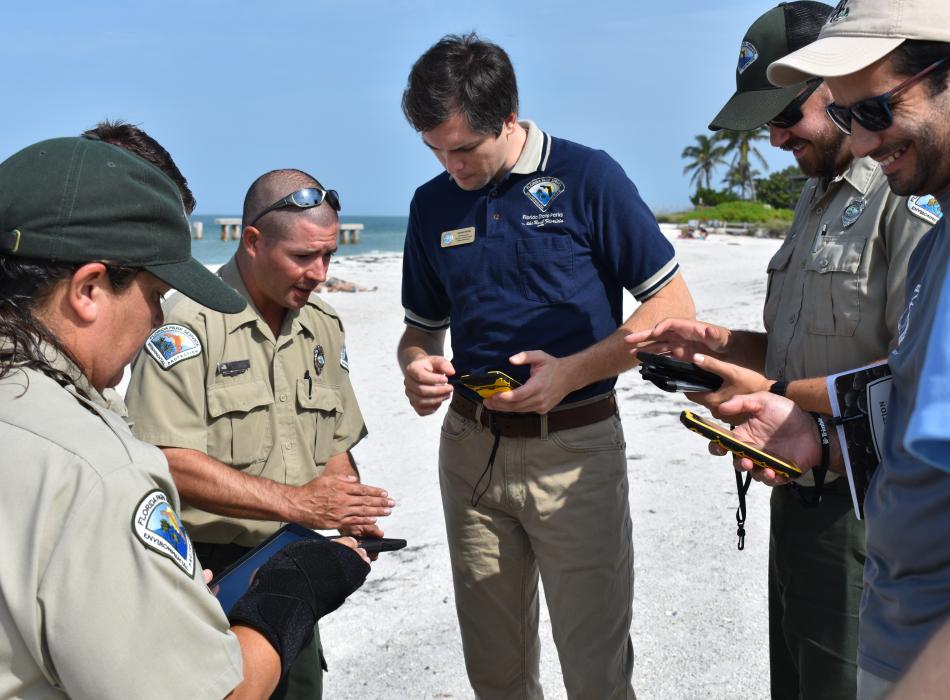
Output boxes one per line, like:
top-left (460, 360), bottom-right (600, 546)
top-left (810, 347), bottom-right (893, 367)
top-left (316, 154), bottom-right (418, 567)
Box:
top-left (735, 469), bottom-right (752, 551)
top-left (471, 426), bottom-right (502, 507)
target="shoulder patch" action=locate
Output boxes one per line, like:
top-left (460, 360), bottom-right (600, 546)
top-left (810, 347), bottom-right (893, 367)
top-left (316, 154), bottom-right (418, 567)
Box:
top-left (340, 344), bottom-right (350, 372)
top-left (737, 41), bottom-right (758, 74)
top-left (907, 195), bottom-right (943, 226)
top-left (132, 490), bottom-right (195, 576)
top-left (145, 324), bottom-right (201, 369)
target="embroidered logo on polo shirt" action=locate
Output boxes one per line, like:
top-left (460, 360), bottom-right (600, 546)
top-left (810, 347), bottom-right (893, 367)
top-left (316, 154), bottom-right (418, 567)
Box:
top-left (132, 489), bottom-right (195, 576)
top-left (440, 227), bottom-right (476, 248)
top-left (737, 41), bottom-right (758, 74)
top-left (144, 324), bottom-right (202, 370)
top-left (908, 195), bottom-right (943, 226)
top-left (841, 197), bottom-right (866, 228)
top-left (523, 177), bottom-right (565, 212)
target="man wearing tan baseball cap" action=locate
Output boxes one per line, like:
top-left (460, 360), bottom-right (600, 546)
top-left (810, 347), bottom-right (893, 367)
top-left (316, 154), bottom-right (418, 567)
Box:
top-left (695, 2), bottom-right (950, 699)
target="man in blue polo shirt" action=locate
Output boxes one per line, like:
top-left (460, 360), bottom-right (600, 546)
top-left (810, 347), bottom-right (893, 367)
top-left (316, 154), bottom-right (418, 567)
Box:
top-left (714, 1), bottom-right (950, 698)
top-left (396, 33), bottom-right (695, 699)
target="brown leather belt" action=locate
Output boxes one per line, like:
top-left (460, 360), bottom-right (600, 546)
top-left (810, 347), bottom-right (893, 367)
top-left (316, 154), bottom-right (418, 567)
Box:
top-left (449, 393), bottom-right (617, 438)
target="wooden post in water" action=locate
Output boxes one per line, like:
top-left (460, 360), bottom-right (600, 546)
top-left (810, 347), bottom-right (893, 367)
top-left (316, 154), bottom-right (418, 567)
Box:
top-left (192, 221), bottom-right (203, 240)
top-left (214, 218), bottom-right (242, 241)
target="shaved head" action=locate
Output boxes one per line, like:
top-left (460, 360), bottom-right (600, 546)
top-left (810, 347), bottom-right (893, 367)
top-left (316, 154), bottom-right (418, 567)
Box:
top-left (242, 168), bottom-right (337, 239)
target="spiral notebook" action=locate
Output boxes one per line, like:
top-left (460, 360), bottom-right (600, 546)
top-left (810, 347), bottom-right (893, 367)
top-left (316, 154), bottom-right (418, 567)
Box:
top-left (826, 361), bottom-right (892, 520)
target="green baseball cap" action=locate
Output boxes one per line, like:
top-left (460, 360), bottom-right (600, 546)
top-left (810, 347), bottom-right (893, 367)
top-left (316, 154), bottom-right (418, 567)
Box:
top-left (0, 136), bottom-right (245, 314)
top-left (709, 2), bottom-right (833, 131)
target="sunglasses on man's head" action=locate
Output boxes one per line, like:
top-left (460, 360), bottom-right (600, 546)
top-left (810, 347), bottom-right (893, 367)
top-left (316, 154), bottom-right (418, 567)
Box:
top-left (768, 79), bottom-right (823, 129)
top-left (249, 187), bottom-right (341, 227)
top-left (825, 56), bottom-right (949, 135)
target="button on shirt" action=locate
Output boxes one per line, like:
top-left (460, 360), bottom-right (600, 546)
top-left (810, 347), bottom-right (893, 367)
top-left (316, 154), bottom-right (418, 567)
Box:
top-left (126, 257), bottom-right (367, 547)
top-left (402, 120), bottom-right (679, 404)
top-left (763, 157), bottom-right (932, 383)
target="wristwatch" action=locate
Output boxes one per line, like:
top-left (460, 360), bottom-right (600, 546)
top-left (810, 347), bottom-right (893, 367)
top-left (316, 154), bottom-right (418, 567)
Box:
top-left (769, 380), bottom-right (789, 397)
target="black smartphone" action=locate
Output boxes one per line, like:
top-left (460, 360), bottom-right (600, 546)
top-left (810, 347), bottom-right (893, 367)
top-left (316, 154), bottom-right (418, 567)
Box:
top-left (637, 351), bottom-right (723, 393)
top-left (679, 409), bottom-right (802, 477)
top-left (356, 537), bottom-right (408, 554)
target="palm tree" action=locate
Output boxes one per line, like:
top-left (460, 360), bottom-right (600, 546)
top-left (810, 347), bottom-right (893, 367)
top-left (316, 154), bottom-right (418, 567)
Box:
top-left (681, 134), bottom-right (727, 196)
top-left (717, 127), bottom-right (769, 200)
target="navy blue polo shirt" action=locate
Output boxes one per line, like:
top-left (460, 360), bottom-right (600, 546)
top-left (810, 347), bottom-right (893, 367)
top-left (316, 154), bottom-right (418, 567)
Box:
top-left (402, 121), bottom-right (678, 405)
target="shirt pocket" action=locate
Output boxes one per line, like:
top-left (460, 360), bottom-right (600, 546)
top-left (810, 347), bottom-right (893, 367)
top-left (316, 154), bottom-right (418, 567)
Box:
top-left (297, 380), bottom-right (344, 466)
top-left (515, 235), bottom-right (576, 303)
top-left (206, 380), bottom-right (274, 471)
top-left (763, 242), bottom-right (796, 333)
top-left (804, 234), bottom-right (868, 336)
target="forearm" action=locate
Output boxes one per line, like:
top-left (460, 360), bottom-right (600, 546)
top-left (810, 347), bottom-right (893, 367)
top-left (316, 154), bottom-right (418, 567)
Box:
top-left (163, 447), bottom-right (293, 522)
top-left (562, 273), bottom-right (695, 391)
top-left (225, 626), bottom-right (280, 700)
top-left (721, 330), bottom-right (769, 372)
top-left (397, 326), bottom-right (446, 372)
top-left (785, 376), bottom-right (832, 414)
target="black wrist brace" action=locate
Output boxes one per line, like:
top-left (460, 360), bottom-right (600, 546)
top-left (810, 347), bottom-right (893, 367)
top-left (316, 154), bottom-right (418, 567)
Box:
top-left (228, 538), bottom-right (370, 676)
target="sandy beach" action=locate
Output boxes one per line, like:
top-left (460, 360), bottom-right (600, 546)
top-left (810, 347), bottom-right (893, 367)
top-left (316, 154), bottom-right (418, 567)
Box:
top-left (307, 229), bottom-right (784, 699)
top-left (120, 229), bottom-right (784, 699)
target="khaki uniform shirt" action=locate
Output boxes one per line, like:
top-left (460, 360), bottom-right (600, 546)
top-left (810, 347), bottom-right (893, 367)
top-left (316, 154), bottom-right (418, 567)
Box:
top-left (0, 358), bottom-right (242, 699)
top-left (126, 257), bottom-right (366, 547)
top-left (763, 157), bottom-right (934, 483)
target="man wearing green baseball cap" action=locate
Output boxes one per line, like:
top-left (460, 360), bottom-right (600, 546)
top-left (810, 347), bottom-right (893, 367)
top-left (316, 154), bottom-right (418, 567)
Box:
top-left (708, 1), bottom-right (950, 697)
top-left (0, 136), bottom-right (371, 698)
top-left (629, 5), bottom-right (933, 695)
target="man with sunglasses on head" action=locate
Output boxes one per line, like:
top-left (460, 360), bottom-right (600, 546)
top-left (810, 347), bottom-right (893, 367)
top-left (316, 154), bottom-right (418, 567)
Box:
top-left (703, 0), bottom-right (950, 697)
top-left (126, 170), bottom-right (394, 700)
top-left (627, 4), bottom-right (934, 698)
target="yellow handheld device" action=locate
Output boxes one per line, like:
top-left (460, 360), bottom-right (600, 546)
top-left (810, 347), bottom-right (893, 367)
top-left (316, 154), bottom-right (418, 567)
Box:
top-left (679, 409), bottom-right (802, 477)
top-left (459, 371), bottom-right (522, 398)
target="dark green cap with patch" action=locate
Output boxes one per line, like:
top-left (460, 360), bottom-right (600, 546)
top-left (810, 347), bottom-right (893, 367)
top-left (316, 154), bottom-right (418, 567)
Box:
top-left (709, 2), bottom-right (832, 131)
top-left (0, 136), bottom-right (244, 313)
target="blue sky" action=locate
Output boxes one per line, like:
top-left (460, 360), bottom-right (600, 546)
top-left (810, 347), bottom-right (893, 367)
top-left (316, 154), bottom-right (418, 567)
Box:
top-left (0, 0), bottom-right (794, 216)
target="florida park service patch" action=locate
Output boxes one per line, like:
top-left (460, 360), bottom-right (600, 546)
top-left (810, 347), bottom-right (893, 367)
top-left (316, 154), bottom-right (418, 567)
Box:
top-left (145, 324), bottom-right (202, 369)
top-left (132, 490), bottom-right (196, 576)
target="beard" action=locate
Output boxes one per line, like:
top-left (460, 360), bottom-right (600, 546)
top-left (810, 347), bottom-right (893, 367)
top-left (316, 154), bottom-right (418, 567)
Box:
top-left (785, 125), bottom-right (850, 179)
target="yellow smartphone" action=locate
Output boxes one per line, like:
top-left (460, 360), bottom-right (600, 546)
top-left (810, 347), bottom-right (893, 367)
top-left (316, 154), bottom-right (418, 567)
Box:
top-left (679, 409), bottom-right (802, 477)
top-left (459, 371), bottom-right (522, 398)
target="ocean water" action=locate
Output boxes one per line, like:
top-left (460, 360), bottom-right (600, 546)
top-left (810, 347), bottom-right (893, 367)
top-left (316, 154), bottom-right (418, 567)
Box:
top-left (188, 214), bottom-right (408, 265)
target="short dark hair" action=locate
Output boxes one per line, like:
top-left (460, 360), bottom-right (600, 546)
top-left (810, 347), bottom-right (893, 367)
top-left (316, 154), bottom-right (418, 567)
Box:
top-left (402, 32), bottom-right (518, 136)
top-left (242, 169), bottom-right (335, 240)
top-left (891, 40), bottom-right (950, 97)
top-left (81, 120), bottom-right (197, 214)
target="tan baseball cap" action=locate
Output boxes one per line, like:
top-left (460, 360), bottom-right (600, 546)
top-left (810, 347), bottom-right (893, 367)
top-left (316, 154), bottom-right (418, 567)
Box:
top-left (768, 0), bottom-right (950, 86)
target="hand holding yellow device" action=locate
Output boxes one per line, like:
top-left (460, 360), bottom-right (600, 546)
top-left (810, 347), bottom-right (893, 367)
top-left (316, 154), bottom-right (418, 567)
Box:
top-left (680, 409), bottom-right (802, 477)
top-left (459, 370), bottom-right (522, 398)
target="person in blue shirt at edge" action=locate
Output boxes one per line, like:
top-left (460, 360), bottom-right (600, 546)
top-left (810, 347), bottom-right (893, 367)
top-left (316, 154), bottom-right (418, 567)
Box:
top-left (396, 33), bottom-right (695, 699)
top-left (688, 1), bottom-right (950, 699)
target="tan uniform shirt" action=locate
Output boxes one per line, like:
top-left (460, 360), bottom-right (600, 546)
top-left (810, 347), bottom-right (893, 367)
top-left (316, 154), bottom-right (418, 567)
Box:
top-left (764, 156), bottom-right (933, 379)
top-left (126, 257), bottom-right (367, 547)
top-left (763, 157), bottom-right (933, 484)
top-left (0, 360), bottom-right (242, 699)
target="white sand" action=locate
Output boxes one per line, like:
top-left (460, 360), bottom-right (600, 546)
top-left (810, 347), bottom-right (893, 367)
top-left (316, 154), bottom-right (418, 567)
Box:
top-left (314, 230), bottom-right (783, 699)
top-left (120, 231), bottom-right (784, 698)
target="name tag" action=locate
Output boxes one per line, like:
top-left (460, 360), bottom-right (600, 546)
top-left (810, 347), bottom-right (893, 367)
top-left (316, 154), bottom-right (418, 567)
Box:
top-left (440, 227), bottom-right (476, 248)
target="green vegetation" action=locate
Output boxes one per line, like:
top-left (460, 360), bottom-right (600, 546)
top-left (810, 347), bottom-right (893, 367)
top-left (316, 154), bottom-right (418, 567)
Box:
top-left (674, 127), bottom-right (806, 235)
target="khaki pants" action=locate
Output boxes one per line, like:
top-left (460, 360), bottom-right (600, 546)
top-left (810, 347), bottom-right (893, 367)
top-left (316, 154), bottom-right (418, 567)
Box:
top-left (439, 402), bottom-right (635, 699)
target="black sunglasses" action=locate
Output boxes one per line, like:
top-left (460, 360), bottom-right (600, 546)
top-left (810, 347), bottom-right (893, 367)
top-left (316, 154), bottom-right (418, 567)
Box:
top-left (249, 187), bottom-right (341, 227)
top-left (825, 56), bottom-right (949, 135)
top-left (768, 79), bottom-right (823, 129)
